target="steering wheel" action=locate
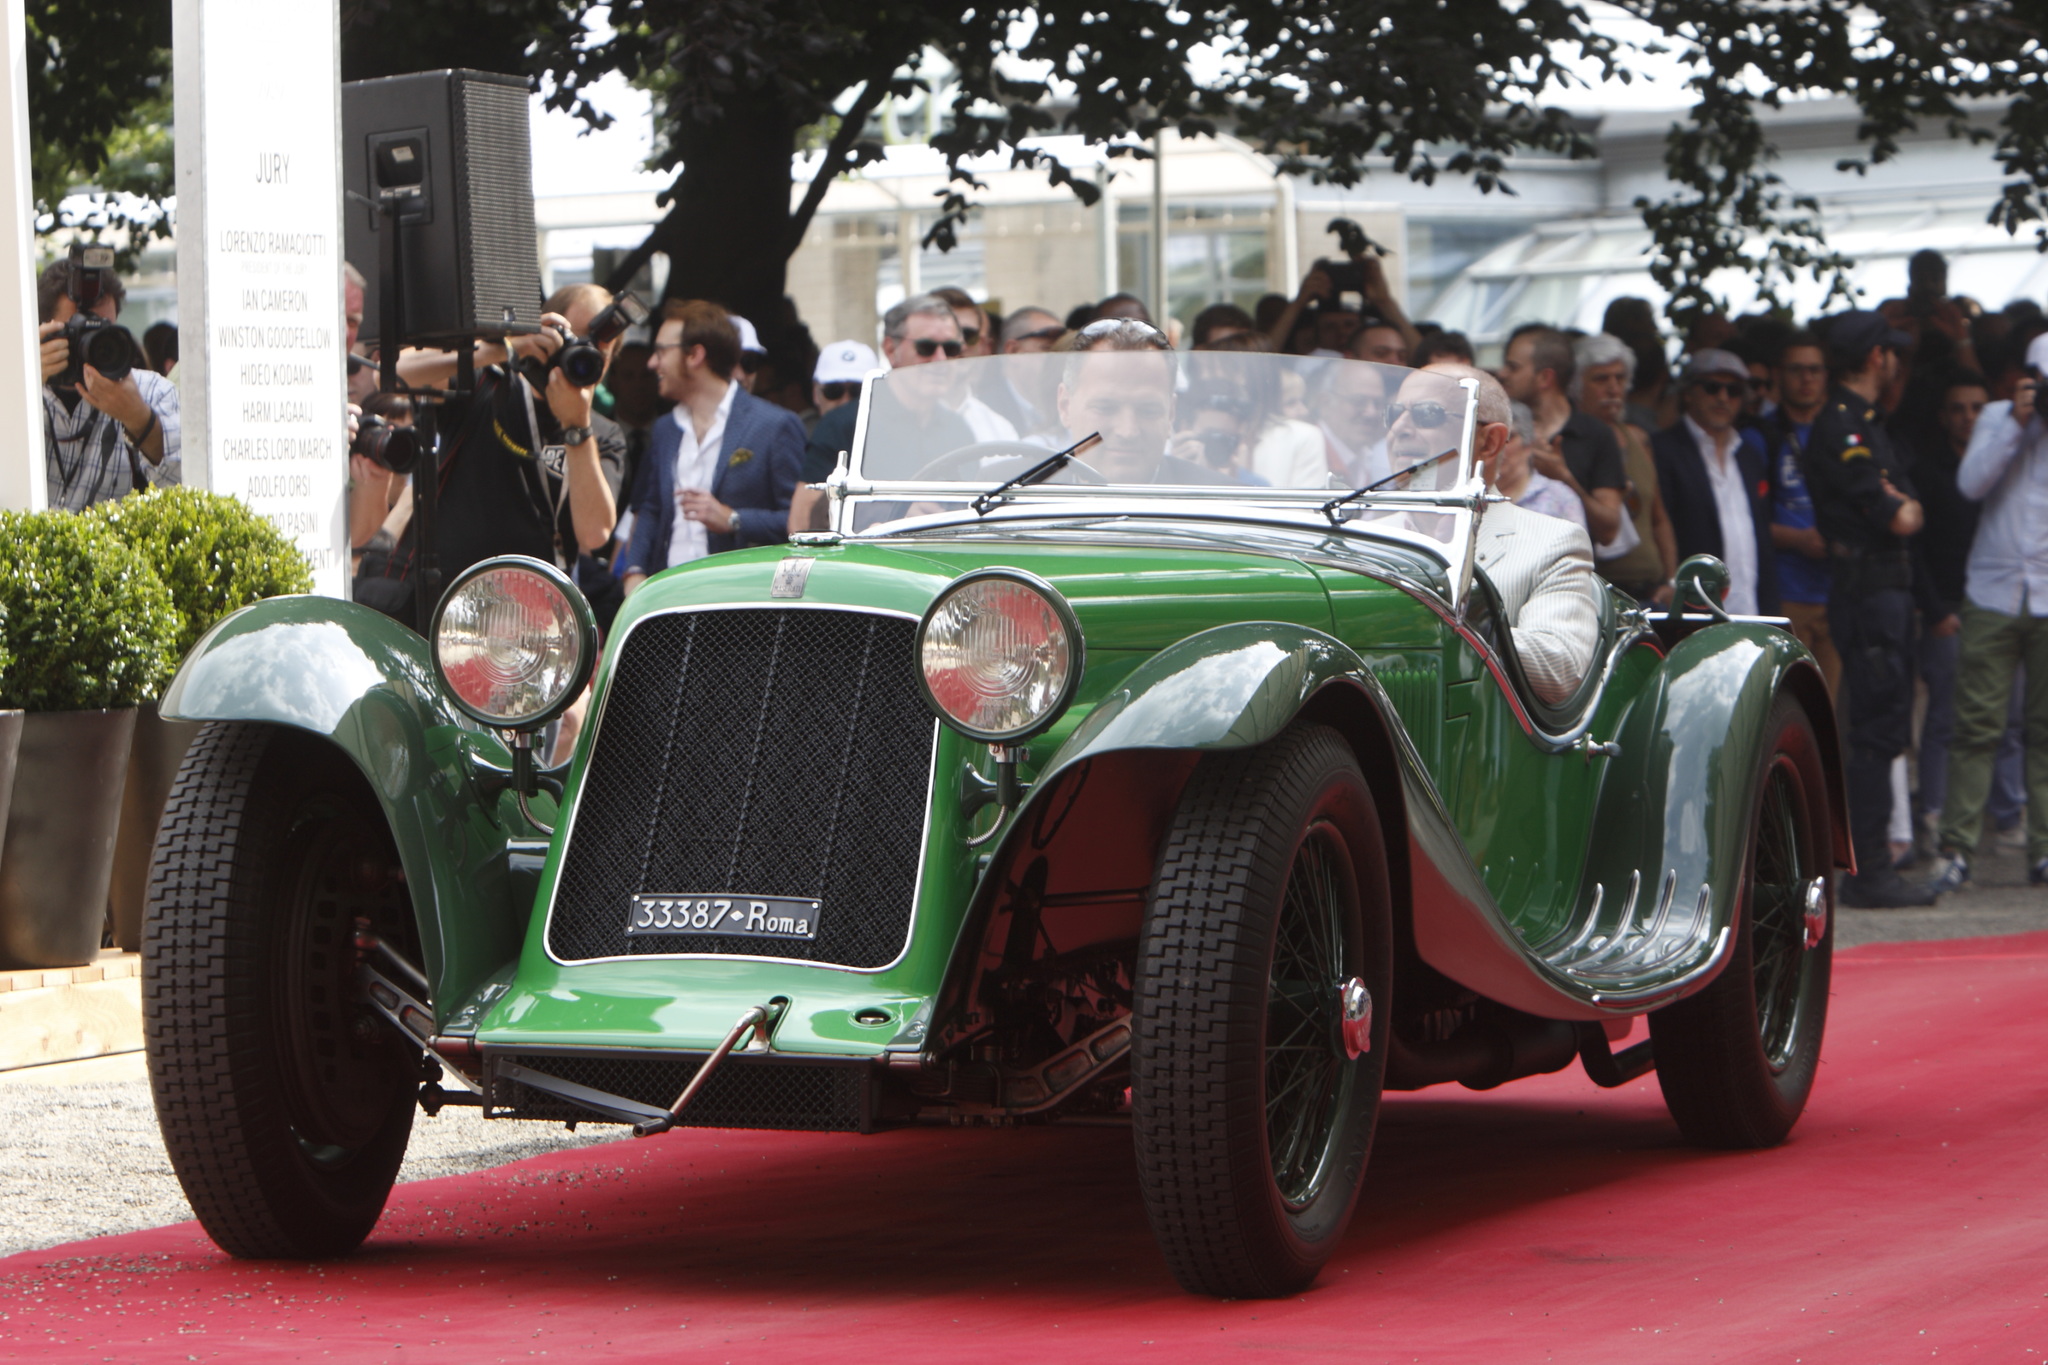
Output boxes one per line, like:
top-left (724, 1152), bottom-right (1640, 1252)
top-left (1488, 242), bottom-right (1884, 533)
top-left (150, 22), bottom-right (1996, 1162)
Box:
top-left (906, 440), bottom-right (1109, 487)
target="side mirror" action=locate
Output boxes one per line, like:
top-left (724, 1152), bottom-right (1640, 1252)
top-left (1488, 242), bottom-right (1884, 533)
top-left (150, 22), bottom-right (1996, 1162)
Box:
top-left (1673, 555), bottom-right (1732, 621)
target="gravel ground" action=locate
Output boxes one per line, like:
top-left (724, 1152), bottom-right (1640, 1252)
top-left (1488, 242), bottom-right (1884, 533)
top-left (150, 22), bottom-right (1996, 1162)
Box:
top-left (1, 843), bottom-right (2037, 1261)
top-left (0, 1062), bottom-right (624, 1258)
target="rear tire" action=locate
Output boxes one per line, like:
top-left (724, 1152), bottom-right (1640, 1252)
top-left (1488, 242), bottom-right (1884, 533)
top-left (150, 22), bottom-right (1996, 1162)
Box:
top-left (143, 722), bottom-right (419, 1258)
top-left (1650, 693), bottom-right (1833, 1148)
top-left (1133, 724), bottom-right (1392, 1298)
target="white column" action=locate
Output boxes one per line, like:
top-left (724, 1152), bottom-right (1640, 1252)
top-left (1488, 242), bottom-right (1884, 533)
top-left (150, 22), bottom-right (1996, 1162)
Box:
top-left (173, 0), bottom-right (349, 595)
top-left (0, 0), bottom-right (46, 511)
top-left (1150, 132), bottom-right (1167, 325)
top-left (1095, 161), bottom-right (1117, 299)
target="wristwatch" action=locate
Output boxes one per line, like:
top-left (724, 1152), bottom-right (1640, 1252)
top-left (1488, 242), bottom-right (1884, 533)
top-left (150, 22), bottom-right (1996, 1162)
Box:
top-left (729, 507), bottom-right (743, 539)
top-left (557, 423), bottom-right (593, 447)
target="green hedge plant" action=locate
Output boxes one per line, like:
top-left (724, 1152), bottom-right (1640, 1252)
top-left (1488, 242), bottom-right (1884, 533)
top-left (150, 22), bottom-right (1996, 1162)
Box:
top-left (0, 510), bottom-right (178, 711)
top-left (92, 487), bottom-right (313, 659)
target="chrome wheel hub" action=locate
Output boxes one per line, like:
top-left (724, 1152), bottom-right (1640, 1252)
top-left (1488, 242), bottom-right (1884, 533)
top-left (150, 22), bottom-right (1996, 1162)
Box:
top-left (1338, 976), bottom-right (1372, 1059)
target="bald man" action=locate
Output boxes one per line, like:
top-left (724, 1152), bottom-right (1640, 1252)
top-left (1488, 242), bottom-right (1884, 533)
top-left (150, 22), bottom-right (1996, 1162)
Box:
top-left (1387, 363), bottom-right (1602, 704)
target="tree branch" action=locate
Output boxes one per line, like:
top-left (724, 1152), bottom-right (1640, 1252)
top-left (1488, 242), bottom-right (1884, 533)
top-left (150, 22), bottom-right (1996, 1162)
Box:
top-left (784, 78), bottom-right (890, 255)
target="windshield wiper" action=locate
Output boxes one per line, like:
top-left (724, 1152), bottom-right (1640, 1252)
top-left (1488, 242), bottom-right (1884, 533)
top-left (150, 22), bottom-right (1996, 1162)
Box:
top-left (1319, 447), bottom-right (1459, 525)
top-left (971, 432), bottom-right (1103, 516)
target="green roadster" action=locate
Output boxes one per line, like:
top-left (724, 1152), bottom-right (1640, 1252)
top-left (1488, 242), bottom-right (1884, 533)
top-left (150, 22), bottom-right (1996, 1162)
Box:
top-left (142, 346), bottom-right (1845, 1299)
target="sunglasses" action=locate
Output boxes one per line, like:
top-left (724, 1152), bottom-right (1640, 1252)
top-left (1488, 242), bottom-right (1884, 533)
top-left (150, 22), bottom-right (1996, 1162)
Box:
top-left (818, 381), bottom-right (856, 402)
top-left (739, 352), bottom-right (765, 375)
top-left (959, 325), bottom-right (982, 346)
top-left (910, 338), bottom-right (964, 359)
top-left (1693, 379), bottom-right (1744, 399)
top-left (1386, 400), bottom-right (1451, 430)
top-left (1075, 318), bottom-right (1173, 349)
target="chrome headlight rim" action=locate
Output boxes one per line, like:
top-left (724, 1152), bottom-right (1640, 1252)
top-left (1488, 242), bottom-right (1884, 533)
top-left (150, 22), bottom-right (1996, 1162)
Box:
top-left (428, 554), bottom-right (598, 732)
top-left (914, 566), bottom-right (1084, 745)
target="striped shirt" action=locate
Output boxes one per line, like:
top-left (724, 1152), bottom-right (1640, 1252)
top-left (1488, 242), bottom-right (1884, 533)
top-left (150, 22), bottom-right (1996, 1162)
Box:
top-left (41, 370), bottom-right (182, 511)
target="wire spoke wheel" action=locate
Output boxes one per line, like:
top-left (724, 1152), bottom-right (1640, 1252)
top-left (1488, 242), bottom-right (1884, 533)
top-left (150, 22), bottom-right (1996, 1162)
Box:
top-left (1265, 824), bottom-right (1355, 1208)
top-left (1650, 692), bottom-right (1833, 1149)
top-left (1748, 761), bottom-right (1810, 1071)
top-left (145, 723), bottom-right (421, 1259)
top-left (1134, 724), bottom-right (1391, 1298)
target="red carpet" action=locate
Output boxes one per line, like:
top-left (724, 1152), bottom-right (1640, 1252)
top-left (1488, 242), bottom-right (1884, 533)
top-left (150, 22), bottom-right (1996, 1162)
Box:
top-left (6, 932), bottom-right (2047, 1363)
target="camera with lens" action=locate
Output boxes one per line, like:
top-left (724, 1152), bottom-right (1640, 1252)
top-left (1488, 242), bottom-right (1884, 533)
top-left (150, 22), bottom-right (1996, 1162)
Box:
top-left (519, 291), bottom-right (649, 390)
top-left (353, 412), bottom-right (422, 474)
top-left (55, 243), bottom-right (139, 391)
top-left (1312, 218), bottom-right (1391, 297)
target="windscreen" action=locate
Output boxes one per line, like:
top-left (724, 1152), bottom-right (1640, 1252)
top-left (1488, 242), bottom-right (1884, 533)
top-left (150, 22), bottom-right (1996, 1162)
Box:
top-left (845, 349), bottom-right (1478, 542)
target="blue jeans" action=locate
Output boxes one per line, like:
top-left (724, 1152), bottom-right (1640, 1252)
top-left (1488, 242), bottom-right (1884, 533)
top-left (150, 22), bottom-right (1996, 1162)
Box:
top-left (1916, 631), bottom-right (2025, 829)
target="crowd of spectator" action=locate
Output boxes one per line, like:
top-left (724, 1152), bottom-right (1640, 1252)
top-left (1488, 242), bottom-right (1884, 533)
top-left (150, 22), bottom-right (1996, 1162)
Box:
top-left (34, 231), bottom-right (2042, 912)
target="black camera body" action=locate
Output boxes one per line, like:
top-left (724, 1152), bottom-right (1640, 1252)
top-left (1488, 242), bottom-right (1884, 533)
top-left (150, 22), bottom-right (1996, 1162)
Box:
top-left (55, 243), bottom-right (136, 390)
top-left (1314, 217), bottom-right (1390, 296)
top-left (518, 291), bottom-right (649, 391)
top-left (353, 413), bottom-right (422, 475)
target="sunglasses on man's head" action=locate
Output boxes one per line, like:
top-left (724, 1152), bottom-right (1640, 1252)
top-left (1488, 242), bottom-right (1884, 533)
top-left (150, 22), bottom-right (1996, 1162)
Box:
top-left (910, 338), bottom-right (964, 359)
top-left (1386, 400), bottom-right (1451, 430)
top-left (1693, 378), bottom-right (1744, 399)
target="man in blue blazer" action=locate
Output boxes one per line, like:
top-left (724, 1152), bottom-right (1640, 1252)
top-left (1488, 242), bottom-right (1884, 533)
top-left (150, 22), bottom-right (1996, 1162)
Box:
top-left (1650, 348), bottom-right (1780, 615)
top-left (620, 299), bottom-right (804, 592)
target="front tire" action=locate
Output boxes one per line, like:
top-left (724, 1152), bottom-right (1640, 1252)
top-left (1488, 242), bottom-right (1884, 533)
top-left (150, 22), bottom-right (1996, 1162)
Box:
top-left (1650, 692), bottom-right (1833, 1148)
top-left (143, 722), bottom-right (419, 1258)
top-left (1133, 724), bottom-right (1392, 1298)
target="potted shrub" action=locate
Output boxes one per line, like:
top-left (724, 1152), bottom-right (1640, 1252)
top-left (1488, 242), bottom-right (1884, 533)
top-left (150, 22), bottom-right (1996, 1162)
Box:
top-left (0, 510), bottom-right (179, 970)
top-left (93, 489), bottom-right (313, 949)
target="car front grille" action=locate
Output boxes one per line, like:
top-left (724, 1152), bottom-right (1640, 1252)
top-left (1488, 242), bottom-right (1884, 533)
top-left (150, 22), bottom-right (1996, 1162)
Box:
top-left (489, 1051), bottom-right (874, 1131)
top-left (545, 607), bottom-right (935, 969)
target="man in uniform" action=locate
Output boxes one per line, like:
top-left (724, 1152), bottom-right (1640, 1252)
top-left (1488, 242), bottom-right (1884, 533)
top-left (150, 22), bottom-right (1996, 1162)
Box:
top-left (1804, 311), bottom-right (1941, 907)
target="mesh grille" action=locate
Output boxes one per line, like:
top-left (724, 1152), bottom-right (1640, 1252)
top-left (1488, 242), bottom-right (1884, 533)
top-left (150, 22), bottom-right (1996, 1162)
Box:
top-left (494, 1053), bottom-right (870, 1131)
top-left (452, 76), bottom-right (540, 333)
top-left (547, 608), bottom-right (935, 967)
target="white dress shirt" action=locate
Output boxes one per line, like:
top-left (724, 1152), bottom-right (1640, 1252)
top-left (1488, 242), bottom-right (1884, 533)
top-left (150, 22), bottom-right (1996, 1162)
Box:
top-left (952, 393), bottom-right (1018, 443)
top-left (1683, 414), bottom-right (1759, 616)
top-left (666, 379), bottom-right (737, 570)
top-left (1956, 400), bottom-right (2048, 617)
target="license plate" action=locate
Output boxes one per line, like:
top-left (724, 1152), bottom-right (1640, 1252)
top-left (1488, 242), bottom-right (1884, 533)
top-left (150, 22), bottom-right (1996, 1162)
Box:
top-left (625, 894), bottom-right (822, 941)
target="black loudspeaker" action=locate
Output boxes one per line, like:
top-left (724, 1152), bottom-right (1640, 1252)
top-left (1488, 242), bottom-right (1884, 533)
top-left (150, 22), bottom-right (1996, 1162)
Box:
top-left (343, 69), bottom-right (540, 349)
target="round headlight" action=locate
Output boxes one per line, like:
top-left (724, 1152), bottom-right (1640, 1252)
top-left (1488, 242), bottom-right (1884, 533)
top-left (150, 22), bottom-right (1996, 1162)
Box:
top-left (916, 569), bottom-right (1083, 744)
top-left (430, 556), bottom-right (597, 730)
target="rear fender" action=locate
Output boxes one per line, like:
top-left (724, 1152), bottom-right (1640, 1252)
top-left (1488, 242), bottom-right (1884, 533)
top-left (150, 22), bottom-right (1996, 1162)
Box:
top-left (1571, 624), bottom-right (1849, 1000)
top-left (159, 596), bottom-right (537, 1025)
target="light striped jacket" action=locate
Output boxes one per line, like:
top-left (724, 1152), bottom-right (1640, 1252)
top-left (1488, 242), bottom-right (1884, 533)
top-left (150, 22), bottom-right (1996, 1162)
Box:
top-left (1474, 500), bottom-right (1602, 706)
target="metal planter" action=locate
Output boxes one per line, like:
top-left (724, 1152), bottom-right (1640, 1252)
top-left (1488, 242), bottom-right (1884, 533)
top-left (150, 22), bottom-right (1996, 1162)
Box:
top-left (0, 708), bottom-right (138, 970)
top-left (108, 701), bottom-right (203, 951)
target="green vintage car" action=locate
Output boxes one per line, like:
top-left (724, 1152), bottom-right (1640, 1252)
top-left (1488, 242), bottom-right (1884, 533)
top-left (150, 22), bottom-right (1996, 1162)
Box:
top-left (142, 349), bottom-right (1845, 1299)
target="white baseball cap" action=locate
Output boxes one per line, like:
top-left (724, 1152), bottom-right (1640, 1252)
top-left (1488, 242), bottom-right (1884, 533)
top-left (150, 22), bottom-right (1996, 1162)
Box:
top-left (731, 314), bottom-right (767, 356)
top-left (815, 340), bottom-right (879, 385)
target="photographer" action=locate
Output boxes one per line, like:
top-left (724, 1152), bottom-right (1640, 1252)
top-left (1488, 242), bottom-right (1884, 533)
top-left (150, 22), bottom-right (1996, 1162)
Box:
top-left (1264, 223), bottom-right (1421, 360)
top-left (354, 285), bottom-right (628, 627)
top-left (37, 246), bottom-right (180, 510)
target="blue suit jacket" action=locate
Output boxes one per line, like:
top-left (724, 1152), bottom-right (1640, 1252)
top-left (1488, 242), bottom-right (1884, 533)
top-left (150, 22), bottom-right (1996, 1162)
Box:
top-left (1650, 420), bottom-right (1780, 615)
top-left (621, 385), bottom-right (804, 578)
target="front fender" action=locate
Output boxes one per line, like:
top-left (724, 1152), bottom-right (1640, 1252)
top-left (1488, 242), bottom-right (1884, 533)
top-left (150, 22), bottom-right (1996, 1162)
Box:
top-left (1008, 622), bottom-right (1619, 1022)
top-left (160, 596), bottom-right (535, 1024)
top-left (1048, 621), bottom-right (1357, 769)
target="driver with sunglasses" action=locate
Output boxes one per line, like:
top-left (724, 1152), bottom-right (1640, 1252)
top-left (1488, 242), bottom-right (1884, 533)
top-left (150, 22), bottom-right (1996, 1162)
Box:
top-left (1392, 364), bottom-right (1602, 706)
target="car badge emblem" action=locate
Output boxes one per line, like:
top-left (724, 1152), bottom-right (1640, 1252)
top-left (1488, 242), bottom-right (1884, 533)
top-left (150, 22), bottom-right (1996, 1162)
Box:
top-left (770, 557), bottom-right (815, 599)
